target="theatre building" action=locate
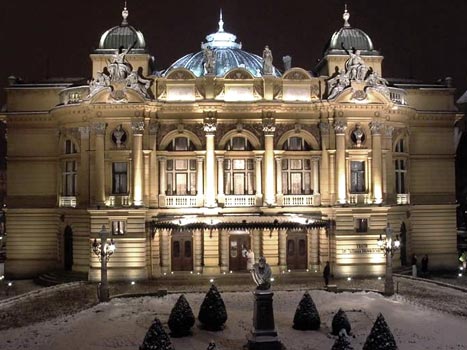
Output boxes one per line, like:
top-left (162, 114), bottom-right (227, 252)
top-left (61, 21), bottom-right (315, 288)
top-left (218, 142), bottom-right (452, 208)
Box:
top-left (1, 7), bottom-right (459, 281)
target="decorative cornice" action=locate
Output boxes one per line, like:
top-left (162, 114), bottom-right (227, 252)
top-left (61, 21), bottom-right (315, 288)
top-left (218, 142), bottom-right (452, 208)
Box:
top-left (333, 120), bottom-right (347, 134)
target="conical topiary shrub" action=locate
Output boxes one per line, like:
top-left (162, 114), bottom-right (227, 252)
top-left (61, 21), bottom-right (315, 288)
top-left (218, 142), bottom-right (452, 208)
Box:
top-left (198, 284), bottom-right (228, 331)
top-left (168, 294), bottom-right (195, 337)
top-left (331, 308), bottom-right (351, 336)
top-left (362, 313), bottom-right (398, 350)
top-left (331, 333), bottom-right (354, 350)
top-left (293, 291), bottom-right (321, 330)
top-left (140, 317), bottom-right (175, 350)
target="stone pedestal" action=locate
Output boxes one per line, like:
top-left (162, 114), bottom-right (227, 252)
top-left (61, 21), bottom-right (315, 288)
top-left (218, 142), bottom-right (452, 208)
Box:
top-left (247, 289), bottom-right (283, 350)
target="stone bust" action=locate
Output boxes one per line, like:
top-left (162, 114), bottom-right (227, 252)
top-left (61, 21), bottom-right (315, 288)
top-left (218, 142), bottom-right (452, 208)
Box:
top-left (251, 256), bottom-right (272, 290)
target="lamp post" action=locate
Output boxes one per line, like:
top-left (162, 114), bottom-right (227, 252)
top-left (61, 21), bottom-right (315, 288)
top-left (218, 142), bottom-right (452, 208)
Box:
top-left (92, 225), bottom-right (116, 302)
top-left (377, 223), bottom-right (400, 296)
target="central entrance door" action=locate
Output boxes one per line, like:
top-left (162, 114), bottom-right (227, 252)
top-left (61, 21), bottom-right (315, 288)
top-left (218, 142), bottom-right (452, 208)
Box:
top-left (286, 232), bottom-right (307, 270)
top-left (171, 232), bottom-right (193, 271)
top-left (229, 234), bottom-right (250, 272)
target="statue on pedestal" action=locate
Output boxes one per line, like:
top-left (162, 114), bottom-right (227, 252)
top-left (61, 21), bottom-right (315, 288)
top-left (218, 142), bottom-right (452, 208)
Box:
top-left (108, 41), bottom-right (136, 81)
top-left (262, 45), bottom-right (273, 75)
top-left (203, 47), bottom-right (216, 75)
top-left (342, 45), bottom-right (369, 82)
top-left (251, 256), bottom-right (272, 290)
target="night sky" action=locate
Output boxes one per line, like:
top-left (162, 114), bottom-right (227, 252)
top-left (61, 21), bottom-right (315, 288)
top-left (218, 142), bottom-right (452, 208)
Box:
top-left (1, 0), bottom-right (467, 96)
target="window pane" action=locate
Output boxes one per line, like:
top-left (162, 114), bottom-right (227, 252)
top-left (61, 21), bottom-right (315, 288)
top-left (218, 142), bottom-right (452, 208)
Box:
top-left (175, 159), bottom-right (187, 170)
top-left (190, 159), bottom-right (196, 171)
top-left (233, 159), bottom-right (245, 170)
top-left (233, 173), bottom-right (245, 195)
top-left (190, 173), bottom-right (196, 194)
top-left (184, 241), bottom-right (192, 258)
top-left (289, 137), bottom-right (303, 151)
top-left (173, 241), bottom-right (180, 257)
top-left (291, 173), bottom-right (302, 194)
top-left (282, 173), bottom-right (288, 194)
top-left (304, 173), bottom-right (311, 194)
top-left (282, 159), bottom-right (288, 170)
top-left (167, 159), bottom-right (173, 171)
top-left (176, 173), bottom-right (187, 195)
top-left (247, 159), bottom-right (254, 170)
top-left (230, 240), bottom-right (238, 258)
top-left (175, 137), bottom-right (188, 151)
top-left (287, 240), bottom-right (295, 254)
top-left (232, 137), bottom-right (246, 151)
top-left (290, 159), bottom-right (302, 170)
top-left (247, 173), bottom-right (255, 194)
top-left (304, 159), bottom-right (311, 170)
top-left (224, 160), bottom-right (231, 170)
top-left (299, 239), bottom-right (306, 256)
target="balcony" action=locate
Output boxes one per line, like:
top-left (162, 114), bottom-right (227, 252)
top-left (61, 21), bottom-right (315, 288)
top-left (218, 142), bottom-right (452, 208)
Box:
top-left (283, 194), bottom-right (320, 206)
top-left (165, 196), bottom-right (197, 208)
top-left (107, 195), bottom-right (130, 207)
top-left (396, 193), bottom-right (410, 205)
top-left (388, 87), bottom-right (408, 105)
top-left (224, 195), bottom-right (256, 207)
top-left (59, 86), bottom-right (90, 105)
top-left (59, 196), bottom-right (77, 208)
top-left (348, 194), bottom-right (371, 205)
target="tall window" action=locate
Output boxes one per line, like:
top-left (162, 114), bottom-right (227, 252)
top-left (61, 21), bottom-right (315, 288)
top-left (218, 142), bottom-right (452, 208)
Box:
top-left (112, 162), bottom-right (128, 194)
top-left (65, 139), bottom-right (77, 154)
top-left (350, 161), bottom-right (365, 193)
top-left (111, 220), bottom-right (126, 235)
top-left (224, 159), bottom-right (255, 195)
top-left (166, 159), bottom-right (197, 195)
top-left (62, 140), bottom-right (77, 196)
top-left (282, 158), bottom-right (313, 195)
top-left (395, 137), bottom-right (408, 194)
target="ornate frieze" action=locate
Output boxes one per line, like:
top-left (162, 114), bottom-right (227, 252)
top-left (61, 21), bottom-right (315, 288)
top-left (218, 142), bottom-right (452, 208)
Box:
top-left (203, 112), bottom-right (217, 135)
top-left (369, 121), bottom-right (384, 135)
top-left (92, 122), bottom-right (107, 135)
top-left (334, 120), bottom-right (347, 134)
top-left (262, 113), bottom-right (276, 135)
top-left (131, 119), bottom-right (145, 135)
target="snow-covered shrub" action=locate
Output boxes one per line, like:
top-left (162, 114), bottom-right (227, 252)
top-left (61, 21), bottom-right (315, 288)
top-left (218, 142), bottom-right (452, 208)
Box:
top-left (168, 294), bottom-right (195, 337)
top-left (331, 333), bottom-right (354, 350)
top-left (331, 308), bottom-right (351, 335)
top-left (292, 291), bottom-right (321, 330)
top-left (198, 284), bottom-right (228, 331)
top-left (140, 317), bottom-right (175, 350)
top-left (362, 313), bottom-right (397, 350)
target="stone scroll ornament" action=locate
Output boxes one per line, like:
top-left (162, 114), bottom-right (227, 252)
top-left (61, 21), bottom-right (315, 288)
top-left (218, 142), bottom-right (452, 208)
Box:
top-left (251, 256), bottom-right (272, 290)
top-left (326, 45), bottom-right (389, 100)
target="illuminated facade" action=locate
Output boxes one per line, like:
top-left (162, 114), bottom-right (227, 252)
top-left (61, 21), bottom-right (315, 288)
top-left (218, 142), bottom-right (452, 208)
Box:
top-left (1, 7), bottom-right (459, 280)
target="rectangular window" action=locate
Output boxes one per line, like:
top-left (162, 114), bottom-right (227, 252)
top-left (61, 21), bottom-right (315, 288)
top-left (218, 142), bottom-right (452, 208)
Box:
top-left (63, 160), bottom-right (77, 196)
top-left (291, 173), bottom-right (302, 194)
top-left (111, 220), bottom-right (126, 235)
top-left (176, 173), bottom-right (187, 195)
top-left (233, 173), bottom-right (245, 194)
top-left (290, 159), bottom-right (302, 170)
top-left (112, 162), bottom-right (128, 194)
top-left (395, 159), bottom-right (407, 194)
top-left (350, 161), bottom-right (365, 193)
top-left (65, 140), bottom-right (76, 154)
top-left (175, 159), bottom-right (188, 170)
top-left (355, 218), bottom-right (368, 233)
top-left (233, 159), bottom-right (245, 170)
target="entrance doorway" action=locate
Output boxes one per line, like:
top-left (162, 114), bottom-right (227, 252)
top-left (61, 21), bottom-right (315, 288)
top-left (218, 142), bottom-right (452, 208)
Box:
top-left (64, 226), bottom-right (73, 271)
top-left (286, 232), bottom-right (307, 270)
top-left (229, 234), bottom-right (250, 272)
top-left (171, 232), bottom-right (193, 271)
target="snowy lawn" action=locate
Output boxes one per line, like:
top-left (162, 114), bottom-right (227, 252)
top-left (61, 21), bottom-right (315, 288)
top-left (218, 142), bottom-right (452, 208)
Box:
top-left (0, 289), bottom-right (466, 350)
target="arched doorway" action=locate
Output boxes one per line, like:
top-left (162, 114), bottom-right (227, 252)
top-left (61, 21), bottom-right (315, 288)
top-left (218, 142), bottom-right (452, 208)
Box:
top-left (64, 226), bottom-right (73, 271)
top-left (229, 234), bottom-right (250, 272)
top-left (400, 222), bottom-right (407, 266)
top-left (286, 231), bottom-right (307, 270)
top-left (171, 231), bottom-right (193, 271)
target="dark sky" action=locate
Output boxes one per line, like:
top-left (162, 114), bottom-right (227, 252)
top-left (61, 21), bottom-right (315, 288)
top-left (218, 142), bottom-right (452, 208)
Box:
top-left (1, 0), bottom-right (467, 101)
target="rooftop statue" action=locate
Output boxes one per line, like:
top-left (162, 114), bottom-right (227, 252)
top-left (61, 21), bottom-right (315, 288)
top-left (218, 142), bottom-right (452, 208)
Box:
top-left (327, 69), bottom-right (350, 100)
top-left (108, 41), bottom-right (136, 81)
top-left (365, 69), bottom-right (390, 96)
top-left (342, 44), bottom-right (369, 82)
top-left (88, 70), bottom-right (110, 96)
top-left (203, 47), bottom-right (216, 75)
top-left (126, 68), bottom-right (152, 98)
top-left (251, 256), bottom-right (272, 290)
top-left (262, 45), bottom-right (273, 75)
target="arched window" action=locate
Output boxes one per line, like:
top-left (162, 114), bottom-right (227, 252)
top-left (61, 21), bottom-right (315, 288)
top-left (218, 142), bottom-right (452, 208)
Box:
top-left (225, 136), bottom-right (253, 151)
top-left (166, 137), bottom-right (196, 151)
top-left (282, 137), bottom-right (312, 151)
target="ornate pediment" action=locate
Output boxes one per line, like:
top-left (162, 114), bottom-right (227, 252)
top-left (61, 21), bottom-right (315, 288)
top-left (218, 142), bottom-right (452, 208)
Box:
top-left (165, 68), bottom-right (197, 80)
top-left (282, 68), bottom-right (312, 80)
top-left (224, 68), bottom-right (254, 80)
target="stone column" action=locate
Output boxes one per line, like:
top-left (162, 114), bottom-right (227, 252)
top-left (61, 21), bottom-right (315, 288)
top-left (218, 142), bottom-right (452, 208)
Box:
top-left (275, 155), bottom-right (283, 206)
top-left (370, 120), bottom-right (384, 204)
top-left (319, 121), bottom-right (330, 205)
top-left (310, 228), bottom-right (319, 270)
top-left (78, 126), bottom-right (90, 206)
top-left (161, 228), bottom-right (170, 274)
top-left (334, 120), bottom-right (347, 204)
top-left (278, 228), bottom-right (287, 272)
top-left (193, 229), bottom-right (203, 273)
top-left (204, 114), bottom-right (217, 207)
top-left (196, 156), bottom-right (204, 206)
top-left (149, 121), bottom-right (159, 207)
top-left (132, 119), bottom-right (145, 206)
top-left (254, 154), bottom-right (263, 206)
top-left (219, 229), bottom-right (229, 273)
top-left (159, 156), bottom-right (167, 205)
top-left (384, 125), bottom-right (395, 203)
top-left (93, 122), bottom-right (106, 206)
top-left (329, 151), bottom-right (336, 204)
top-left (143, 151), bottom-right (150, 205)
top-left (263, 115), bottom-right (276, 206)
top-left (217, 156), bottom-right (224, 204)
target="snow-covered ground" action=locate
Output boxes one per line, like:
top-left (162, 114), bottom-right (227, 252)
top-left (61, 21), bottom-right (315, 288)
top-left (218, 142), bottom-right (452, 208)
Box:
top-left (0, 287), bottom-right (466, 350)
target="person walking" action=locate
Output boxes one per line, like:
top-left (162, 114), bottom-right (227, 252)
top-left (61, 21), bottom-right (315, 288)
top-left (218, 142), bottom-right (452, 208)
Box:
top-left (323, 261), bottom-right (331, 287)
top-left (411, 254), bottom-right (418, 277)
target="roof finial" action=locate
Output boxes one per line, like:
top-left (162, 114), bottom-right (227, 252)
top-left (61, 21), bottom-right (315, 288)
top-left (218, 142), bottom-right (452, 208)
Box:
top-left (122, 1), bottom-right (129, 26)
top-left (343, 4), bottom-right (350, 27)
top-left (218, 9), bottom-right (224, 32)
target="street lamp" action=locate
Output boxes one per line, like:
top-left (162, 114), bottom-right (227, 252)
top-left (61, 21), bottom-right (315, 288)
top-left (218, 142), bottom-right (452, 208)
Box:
top-left (92, 225), bottom-right (116, 302)
top-left (377, 224), bottom-right (400, 296)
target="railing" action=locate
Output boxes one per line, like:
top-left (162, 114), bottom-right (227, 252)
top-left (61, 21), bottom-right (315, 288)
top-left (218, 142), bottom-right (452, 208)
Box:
top-left (348, 194), bottom-right (371, 205)
top-left (283, 194), bottom-right (319, 206)
top-left (165, 196), bottom-right (197, 208)
top-left (59, 86), bottom-right (90, 105)
top-left (107, 195), bottom-right (130, 207)
top-left (396, 193), bottom-right (410, 205)
top-left (388, 87), bottom-right (408, 105)
top-left (224, 195), bottom-right (256, 207)
top-left (59, 196), bottom-right (77, 208)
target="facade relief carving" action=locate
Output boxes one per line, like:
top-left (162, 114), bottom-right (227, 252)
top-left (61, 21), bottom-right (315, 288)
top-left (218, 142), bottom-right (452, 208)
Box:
top-left (333, 120), bottom-right (347, 134)
top-left (369, 120), bottom-right (384, 135)
top-left (262, 115), bottom-right (276, 135)
top-left (112, 124), bottom-right (127, 147)
top-left (92, 122), bottom-right (107, 135)
top-left (131, 120), bottom-right (145, 135)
